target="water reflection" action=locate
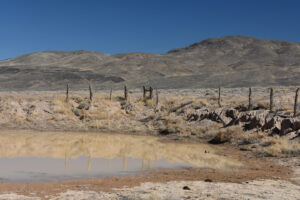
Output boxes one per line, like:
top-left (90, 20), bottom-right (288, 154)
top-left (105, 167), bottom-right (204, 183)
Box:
top-left (0, 131), bottom-right (242, 182)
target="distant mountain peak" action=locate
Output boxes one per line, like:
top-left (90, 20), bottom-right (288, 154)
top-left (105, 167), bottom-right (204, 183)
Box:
top-left (167, 36), bottom-right (299, 54)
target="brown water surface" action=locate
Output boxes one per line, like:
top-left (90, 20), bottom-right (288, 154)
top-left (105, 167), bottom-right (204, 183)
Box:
top-left (0, 131), bottom-right (242, 182)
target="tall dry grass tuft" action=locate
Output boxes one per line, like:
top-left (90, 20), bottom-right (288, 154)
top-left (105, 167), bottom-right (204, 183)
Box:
top-left (209, 126), bottom-right (244, 144)
top-left (261, 136), bottom-right (300, 157)
top-left (51, 95), bottom-right (77, 121)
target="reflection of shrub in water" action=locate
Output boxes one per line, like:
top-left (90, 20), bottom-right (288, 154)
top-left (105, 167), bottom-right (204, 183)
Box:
top-left (0, 131), bottom-right (242, 170)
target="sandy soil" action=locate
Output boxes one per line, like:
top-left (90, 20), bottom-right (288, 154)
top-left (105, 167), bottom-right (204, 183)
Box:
top-left (0, 180), bottom-right (299, 200)
top-left (51, 179), bottom-right (300, 200)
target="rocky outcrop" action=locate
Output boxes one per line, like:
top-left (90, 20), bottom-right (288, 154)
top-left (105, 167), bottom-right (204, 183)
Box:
top-left (188, 107), bottom-right (300, 139)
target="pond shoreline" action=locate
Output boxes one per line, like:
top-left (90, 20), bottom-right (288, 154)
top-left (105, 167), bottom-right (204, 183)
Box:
top-left (0, 131), bottom-right (297, 199)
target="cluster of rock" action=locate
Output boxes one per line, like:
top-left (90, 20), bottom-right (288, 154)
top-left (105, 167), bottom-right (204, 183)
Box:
top-left (187, 107), bottom-right (300, 140)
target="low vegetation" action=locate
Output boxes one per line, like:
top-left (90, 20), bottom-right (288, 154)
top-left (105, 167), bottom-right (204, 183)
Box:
top-left (0, 87), bottom-right (299, 157)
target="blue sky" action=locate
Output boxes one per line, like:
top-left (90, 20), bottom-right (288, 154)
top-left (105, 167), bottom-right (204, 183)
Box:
top-left (0, 0), bottom-right (300, 60)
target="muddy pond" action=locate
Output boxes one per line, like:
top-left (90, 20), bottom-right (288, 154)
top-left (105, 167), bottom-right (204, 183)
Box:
top-left (0, 131), bottom-right (242, 182)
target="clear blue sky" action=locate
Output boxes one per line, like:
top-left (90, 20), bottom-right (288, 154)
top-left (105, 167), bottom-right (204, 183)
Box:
top-left (0, 0), bottom-right (300, 60)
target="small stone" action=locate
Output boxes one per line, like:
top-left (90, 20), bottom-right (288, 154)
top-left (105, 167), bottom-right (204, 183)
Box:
top-left (204, 178), bottom-right (213, 182)
top-left (239, 147), bottom-right (248, 151)
top-left (183, 186), bottom-right (191, 190)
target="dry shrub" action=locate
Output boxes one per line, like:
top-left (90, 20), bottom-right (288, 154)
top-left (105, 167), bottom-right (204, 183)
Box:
top-left (261, 136), bottom-right (300, 157)
top-left (54, 108), bottom-right (68, 115)
top-left (89, 118), bottom-right (148, 133)
top-left (13, 115), bottom-right (26, 125)
top-left (236, 131), bottom-right (267, 145)
top-left (166, 98), bottom-right (177, 105)
top-left (223, 97), bottom-right (247, 106)
top-left (153, 112), bottom-right (188, 135)
top-left (209, 125), bottom-right (268, 145)
top-left (144, 98), bottom-right (155, 107)
top-left (280, 105), bottom-right (293, 113)
top-left (193, 99), bottom-right (208, 107)
top-left (48, 115), bottom-right (64, 121)
top-left (89, 120), bottom-right (112, 129)
top-left (52, 95), bottom-right (67, 106)
top-left (209, 126), bottom-right (244, 144)
top-left (256, 101), bottom-right (269, 109)
top-left (52, 96), bottom-right (78, 121)
top-left (25, 115), bottom-right (34, 122)
top-left (85, 108), bottom-right (126, 121)
top-left (209, 95), bottom-right (218, 101)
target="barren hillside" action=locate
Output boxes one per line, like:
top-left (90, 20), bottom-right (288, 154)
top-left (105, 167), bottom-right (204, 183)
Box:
top-left (0, 36), bottom-right (299, 90)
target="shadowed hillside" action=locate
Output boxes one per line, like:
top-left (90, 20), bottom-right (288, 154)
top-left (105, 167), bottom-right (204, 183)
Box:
top-left (0, 36), bottom-right (299, 90)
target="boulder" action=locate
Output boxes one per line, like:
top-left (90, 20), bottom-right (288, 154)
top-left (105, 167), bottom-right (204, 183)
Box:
top-left (236, 110), bottom-right (270, 130)
top-left (279, 117), bottom-right (300, 135)
top-left (282, 131), bottom-right (299, 140)
top-left (188, 106), bottom-right (300, 137)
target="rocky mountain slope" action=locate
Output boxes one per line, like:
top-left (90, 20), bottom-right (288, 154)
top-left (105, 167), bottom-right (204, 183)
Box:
top-left (0, 36), bottom-right (299, 90)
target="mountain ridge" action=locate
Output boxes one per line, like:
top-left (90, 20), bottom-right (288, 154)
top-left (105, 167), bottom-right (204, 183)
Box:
top-left (0, 36), bottom-right (299, 90)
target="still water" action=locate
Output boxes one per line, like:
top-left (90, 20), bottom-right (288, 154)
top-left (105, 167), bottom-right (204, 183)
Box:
top-left (0, 131), bottom-right (242, 182)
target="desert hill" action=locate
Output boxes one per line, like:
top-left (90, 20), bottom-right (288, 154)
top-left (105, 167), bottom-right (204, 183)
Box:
top-left (0, 36), bottom-right (299, 90)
